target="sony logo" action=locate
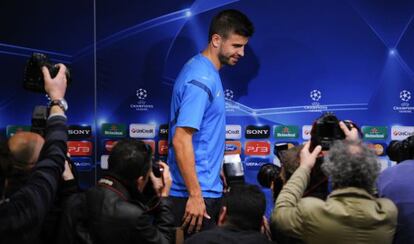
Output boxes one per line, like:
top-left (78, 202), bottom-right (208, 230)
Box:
top-left (246, 129), bottom-right (269, 134)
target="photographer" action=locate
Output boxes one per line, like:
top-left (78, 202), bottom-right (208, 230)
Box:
top-left (271, 121), bottom-right (398, 244)
top-left (0, 64), bottom-right (68, 243)
top-left (59, 139), bottom-right (175, 244)
top-left (185, 184), bottom-right (274, 244)
top-left (376, 135), bottom-right (414, 244)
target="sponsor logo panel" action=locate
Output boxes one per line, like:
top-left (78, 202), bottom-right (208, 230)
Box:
top-left (245, 125), bottom-right (270, 139)
top-left (302, 125), bottom-right (312, 140)
top-left (67, 141), bottom-right (93, 156)
top-left (244, 157), bottom-right (272, 170)
top-left (101, 155), bottom-right (109, 169)
top-left (129, 124), bottom-right (156, 138)
top-left (245, 141), bottom-right (270, 156)
top-left (101, 123), bottom-right (126, 137)
top-left (226, 125), bottom-right (242, 139)
top-left (361, 126), bottom-right (387, 140)
top-left (71, 157), bottom-right (93, 171)
top-left (6, 125), bottom-right (30, 137)
top-left (391, 126), bottom-right (414, 140)
top-left (274, 125), bottom-right (299, 139)
top-left (142, 140), bottom-right (155, 153)
top-left (225, 141), bottom-right (242, 155)
top-left (158, 140), bottom-right (169, 155)
top-left (104, 140), bottom-right (118, 153)
top-left (68, 125), bottom-right (92, 139)
top-left (366, 143), bottom-right (387, 156)
top-left (158, 124), bottom-right (169, 139)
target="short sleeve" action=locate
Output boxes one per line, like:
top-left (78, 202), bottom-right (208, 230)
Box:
top-left (176, 80), bottom-right (213, 131)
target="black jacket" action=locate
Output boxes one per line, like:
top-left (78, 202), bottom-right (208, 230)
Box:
top-left (0, 115), bottom-right (67, 244)
top-left (185, 226), bottom-right (275, 244)
top-left (59, 176), bottom-right (175, 244)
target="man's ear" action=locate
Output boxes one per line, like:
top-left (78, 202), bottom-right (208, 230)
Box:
top-left (211, 33), bottom-right (222, 48)
top-left (136, 175), bottom-right (146, 193)
top-left (218, 206), bottom-right (227, 226)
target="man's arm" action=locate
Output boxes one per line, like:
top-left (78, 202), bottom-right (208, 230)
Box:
top-left (173, 127), bottom-right (210, 233)
top-left (271, 142), bottom-right (321, 238)
top-left (0, 64), bottom-right (68, 238)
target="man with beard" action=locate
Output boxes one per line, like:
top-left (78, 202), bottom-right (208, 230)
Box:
top-left (167, 9), bottom-right (254, 236)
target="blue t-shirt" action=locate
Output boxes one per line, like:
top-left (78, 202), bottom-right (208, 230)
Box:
top-left (376, 160), bottom-right (414, 244)
top-left (167, 53), bottom-right (225, 198)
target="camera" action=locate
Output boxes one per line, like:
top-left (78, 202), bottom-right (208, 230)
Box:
top-left (386, 135), bottom-right (414, 163)
top-left (23, 53), bottom-right (71, 93)
top-left (310, 112), bottom-right (357, 151)
top-left (223, 154), bottom-right (245, 186)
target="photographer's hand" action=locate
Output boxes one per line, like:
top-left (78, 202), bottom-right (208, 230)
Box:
top-left (42, 64), bottom-right (67, 100)
top-left (150, 161), bottom-right (172, 197)
top-left (339, 121), bottom-right (360, 142)
top-left (300, 141), bottom-right (322, 171)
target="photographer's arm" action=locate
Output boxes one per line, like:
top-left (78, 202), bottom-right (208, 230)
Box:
top-left (0, 64), bottom-right (68, 237)
top-left (271, 142), bottom-right (321, 238)
top-left (136, 162), bottom-right (175, 244)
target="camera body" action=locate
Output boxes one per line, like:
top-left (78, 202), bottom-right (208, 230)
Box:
top-left (387, 135), bottom-right (414, 163)
top-left (310, 112), bottom-right (355, 151)
top-left (23, 53), bottom-right (71, 93)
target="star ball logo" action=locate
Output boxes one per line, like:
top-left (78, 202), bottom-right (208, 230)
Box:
top-left (136, 88), bottom-right (147, 100)
top-left (400, 90), bottom-right (411, 102)
top-left (304, 89), bottom-right (327, 112)
top-left (310, 89), bottom-right (321, 101)
top-left (130, 88), bottom-right (154, 111)
top-left (393, 89), bottom-right (413, 113)
top-left (224, 89), bottom-right (234, 100)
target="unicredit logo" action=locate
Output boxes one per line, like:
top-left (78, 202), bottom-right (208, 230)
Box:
top-left (129, 124), bottom-right (156, 138)
top-left (391, 126), bottom-right (414, 140)
top-left (68, 125), bottom-right (92, 139)
top-left (302, 125), bottom-right (312, 140)
top-left (245, 125), bottom-right (270, 139)
top-left (226, 125), bottom-right (241, 139)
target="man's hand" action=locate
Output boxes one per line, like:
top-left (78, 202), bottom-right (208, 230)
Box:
top-left (339, 121), bottom-right (360, 142)
top-left (182, 195), bottom-right (210, 234)
top-left (300, 141), bottom-right (322, 170)
top-left (150, 161), bottom-right (172, 197)
top-left (42, 64), bottom-right (67, 100)
top-left (261, 216), bottom-right (272, 240)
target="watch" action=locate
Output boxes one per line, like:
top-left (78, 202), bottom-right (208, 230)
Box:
top-left (48, 98), bottom-right (68, 112)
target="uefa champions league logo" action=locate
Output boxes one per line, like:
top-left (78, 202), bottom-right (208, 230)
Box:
top-left (400, 90), bottom-right (411, 102)
top-left (225, 89), bottom-right (234, 100)
top-left (136, 88), bottom-right (148, 100)
top-left (310, 90), bottom-right (322, 102)
top-left (304, 89), bottom-right (327, 112)
top-left (393, 90), bottom-right (413, 113)
top-left (130, 88), bottom-right (154, 111)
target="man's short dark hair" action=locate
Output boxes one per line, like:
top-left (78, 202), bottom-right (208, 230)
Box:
top-left (222, 184), bottom-right (265, 231)
top-left (108, 139), bottom-right (152, 181)
top-left (208, 9), bottom-right (254, 42)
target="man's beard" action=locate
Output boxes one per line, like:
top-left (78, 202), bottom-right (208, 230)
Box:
top-left (218, 52), bottom-right (239, 66)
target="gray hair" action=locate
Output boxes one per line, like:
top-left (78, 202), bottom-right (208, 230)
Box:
top-left (321, 140), bottom-right (380, 193)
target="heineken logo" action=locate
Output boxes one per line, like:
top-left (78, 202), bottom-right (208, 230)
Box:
top-left (6, 125), bottom-right (31, 138)
top-left (101, 123), bottom-right (126, 137)
top-left (362, 126), bottom-right (387, 140)
top-left (274, 125), bottom-right (299, 138)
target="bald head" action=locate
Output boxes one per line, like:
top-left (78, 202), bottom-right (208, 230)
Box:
top-left (8, 132), bottom-right (45, 170)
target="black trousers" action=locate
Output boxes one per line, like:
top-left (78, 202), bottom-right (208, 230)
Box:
top-left (169, 196), bottom-right (222, 237)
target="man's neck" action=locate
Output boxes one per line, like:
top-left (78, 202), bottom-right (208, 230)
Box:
top-left (202, 47), bottom-right (221, 70)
